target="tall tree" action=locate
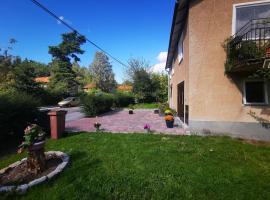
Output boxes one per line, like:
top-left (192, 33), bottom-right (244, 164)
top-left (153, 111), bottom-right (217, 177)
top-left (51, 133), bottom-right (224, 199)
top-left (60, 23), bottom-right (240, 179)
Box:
top-left (72, 62), bottom-right (93, 87)
top-left (125, 58), bottom-right (156, 102)
top-left (89, 52), bottom-right (117, 92)
top-left (48, 31), bottom-right (86, 96)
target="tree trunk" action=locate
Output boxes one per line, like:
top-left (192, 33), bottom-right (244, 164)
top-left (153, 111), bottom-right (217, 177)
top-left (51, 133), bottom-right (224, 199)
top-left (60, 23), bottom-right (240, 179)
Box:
top-left (27, 146), bottom-right (46, 175)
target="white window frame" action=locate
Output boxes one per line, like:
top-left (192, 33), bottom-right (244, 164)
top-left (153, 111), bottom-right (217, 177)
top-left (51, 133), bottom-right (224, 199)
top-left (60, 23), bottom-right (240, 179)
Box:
top-left (232, 0), bottom-right (270, 35)
top-left (243, 80), bottom-right (269, 105)
top-left (178, 33), bottom-right (184, 63)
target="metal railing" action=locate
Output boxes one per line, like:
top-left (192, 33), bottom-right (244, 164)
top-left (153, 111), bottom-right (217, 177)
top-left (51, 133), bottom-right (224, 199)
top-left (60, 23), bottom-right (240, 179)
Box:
top-left (226, 18), bottom-right (270, 71)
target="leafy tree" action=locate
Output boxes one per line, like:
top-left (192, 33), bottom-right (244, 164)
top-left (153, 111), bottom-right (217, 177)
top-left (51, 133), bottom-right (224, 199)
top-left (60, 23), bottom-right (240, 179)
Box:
top-left (132, 68), bottom-right (155, 103)
top-left (125, 58), bottom-right (149, 81)
top-left (125, 58), bottom-right (155, 102)
top-left (8, 59), bottom-right (41, 94)
top-left (28, 60), bottom-right (50, 77)
top-left (151, 73), bottom-right (168, 103)
top-left (89, 52), bottom-right (117, 92)
top-left (48, 31), bottom-right (86, 96)
top-left (72, 62), bottom-right (93, 87)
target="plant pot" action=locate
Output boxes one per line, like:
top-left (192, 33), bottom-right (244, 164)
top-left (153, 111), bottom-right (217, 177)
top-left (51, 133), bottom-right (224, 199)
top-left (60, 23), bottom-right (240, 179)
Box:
top-left (154, 109), bottom-right (159, 114)
top-left (144, 129), bottom-right (150, 133)
top-left (165, 120), bottom-right (174, 128)
top-left (129, 110), bottom-right (133, 114)
top-left (28, 141), bottom-right (45, 151)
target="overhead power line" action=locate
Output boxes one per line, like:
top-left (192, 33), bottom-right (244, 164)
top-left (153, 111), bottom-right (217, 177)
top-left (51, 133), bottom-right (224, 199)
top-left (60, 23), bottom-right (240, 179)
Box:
top-left (30, 0), bottom-right (129, 68)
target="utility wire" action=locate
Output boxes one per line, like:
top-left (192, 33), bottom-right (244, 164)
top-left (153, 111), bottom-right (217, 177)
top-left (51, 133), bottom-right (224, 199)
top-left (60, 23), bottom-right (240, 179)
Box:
top-left (30, 0), bottom-right (129, 68)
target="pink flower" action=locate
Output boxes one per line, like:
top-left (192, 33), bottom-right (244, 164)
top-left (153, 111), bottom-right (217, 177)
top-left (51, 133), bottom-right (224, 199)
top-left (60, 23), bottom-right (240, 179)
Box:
top-left (144, 124), bottom-right (150, 129)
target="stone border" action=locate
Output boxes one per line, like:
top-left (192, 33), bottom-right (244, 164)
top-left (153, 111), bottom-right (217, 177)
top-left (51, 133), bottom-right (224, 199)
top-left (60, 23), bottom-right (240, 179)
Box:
top-left (0, 151), bottom-right (69, 194)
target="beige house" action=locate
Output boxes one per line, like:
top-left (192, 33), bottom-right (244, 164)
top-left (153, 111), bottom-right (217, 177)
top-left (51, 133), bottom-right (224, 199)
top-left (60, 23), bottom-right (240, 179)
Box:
top-left (166, 0), bottom-right (270, 140)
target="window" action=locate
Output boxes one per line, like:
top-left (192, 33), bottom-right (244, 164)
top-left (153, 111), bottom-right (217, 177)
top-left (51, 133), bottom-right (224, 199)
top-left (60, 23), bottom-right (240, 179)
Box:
top-left (243, 80), bottom-right (268, 104)
top-left (233, 1), bottom-right (270, 34)
top-left (178, 33), bottom-right (184, 63)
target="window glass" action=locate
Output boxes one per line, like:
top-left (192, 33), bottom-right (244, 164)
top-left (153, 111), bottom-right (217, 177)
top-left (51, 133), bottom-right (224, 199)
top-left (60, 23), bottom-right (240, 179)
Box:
top-left (236, 4), bottom-right (270, 32)
top-left (178, 33), bottom-right (183, 63)
top-left (245, 81), bottom-right (266, 103)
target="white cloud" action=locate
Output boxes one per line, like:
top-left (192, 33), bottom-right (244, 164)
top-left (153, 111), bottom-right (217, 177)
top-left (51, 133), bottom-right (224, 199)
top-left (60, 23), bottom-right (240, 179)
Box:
top-left (57, 16), bottom-right (64, 25)
top-left (149, 51), bottom-right (168, 74)
top-left (57, 16), bottom-right (72, 25)
top-left (157, 51), bottom-right (167, 63)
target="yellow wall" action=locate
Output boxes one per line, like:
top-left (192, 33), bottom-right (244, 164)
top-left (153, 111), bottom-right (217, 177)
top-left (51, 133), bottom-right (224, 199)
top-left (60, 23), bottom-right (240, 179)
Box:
top-left (170, 0), bottom-right (270, 123)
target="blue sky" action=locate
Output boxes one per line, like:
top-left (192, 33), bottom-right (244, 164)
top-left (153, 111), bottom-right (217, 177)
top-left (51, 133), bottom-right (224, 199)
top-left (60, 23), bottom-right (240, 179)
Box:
top-left (0, 0), bottom-right (175, 83)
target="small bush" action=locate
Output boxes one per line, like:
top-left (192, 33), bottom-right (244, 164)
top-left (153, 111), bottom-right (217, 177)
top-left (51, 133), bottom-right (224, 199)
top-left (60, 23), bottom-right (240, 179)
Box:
top-left (80, 91), bottom-right (114, 117)
top-left (114, 92), bottom-right (134, 107)
top-left (0, 90), bottom-right (40, 141)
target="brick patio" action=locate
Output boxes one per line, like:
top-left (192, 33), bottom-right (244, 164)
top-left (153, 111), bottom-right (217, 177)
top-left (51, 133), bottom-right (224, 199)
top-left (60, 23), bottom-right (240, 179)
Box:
top-left (66, 109), bottom-right (185, 135)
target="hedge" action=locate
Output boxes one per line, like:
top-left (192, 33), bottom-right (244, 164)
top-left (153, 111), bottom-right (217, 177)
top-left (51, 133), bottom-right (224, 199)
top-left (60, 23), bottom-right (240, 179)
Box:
top-left (0, 90), bottom-right (40, 141)
top-left (80, 92), bottom-right (115, 117)
top-left (113, 92), bottom-right (134, 107)
top-left (80, 91), bottom-right (135, 117)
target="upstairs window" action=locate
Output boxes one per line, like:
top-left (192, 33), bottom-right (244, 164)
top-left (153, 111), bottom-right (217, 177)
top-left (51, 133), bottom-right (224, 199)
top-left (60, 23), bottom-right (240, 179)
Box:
top-left (234, 2), bottom-right (270, 34)
top-left (178, 33), bottom-right (184, 63)
top-left (244, 80), bottom-right (268, 105)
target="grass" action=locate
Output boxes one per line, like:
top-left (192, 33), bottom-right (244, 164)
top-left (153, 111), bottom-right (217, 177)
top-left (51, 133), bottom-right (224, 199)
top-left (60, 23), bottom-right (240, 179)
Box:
top-left (1, 133), bottom-right (270, 200)
top-left (132, 103), bottom-right (158, 109)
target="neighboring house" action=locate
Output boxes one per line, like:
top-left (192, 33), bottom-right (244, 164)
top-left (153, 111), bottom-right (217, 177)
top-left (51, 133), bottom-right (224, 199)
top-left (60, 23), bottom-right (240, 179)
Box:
top-left (83, 83), bottom-right (96, 92)
top-left (117, 85), bottom-right (133, 92)
top-left (166, 0), bottom-right (270, 140)
top-left (34, 76), bottom-right (50, 88)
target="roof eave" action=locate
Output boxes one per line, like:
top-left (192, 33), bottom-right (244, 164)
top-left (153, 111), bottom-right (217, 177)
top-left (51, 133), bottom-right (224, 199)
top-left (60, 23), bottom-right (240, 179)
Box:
top-left (165, 0), bottom-right (189, 69)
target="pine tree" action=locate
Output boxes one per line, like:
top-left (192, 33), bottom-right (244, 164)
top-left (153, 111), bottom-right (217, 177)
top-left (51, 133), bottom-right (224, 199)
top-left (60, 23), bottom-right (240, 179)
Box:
top-left (48, 31), bottom-right (86, 96)
top-left (89, 52), bottom-right (117, 92)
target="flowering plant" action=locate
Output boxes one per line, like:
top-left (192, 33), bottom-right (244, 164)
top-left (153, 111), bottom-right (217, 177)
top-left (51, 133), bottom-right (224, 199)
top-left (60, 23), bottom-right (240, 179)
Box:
top-left (144, 124), bottom-right (150, 130)
top-left (18, 124), bottom-right (46, 153)
top-left (165, 109), bottom-right (172, 115)
top-left (164, 115), bottom-right (174, 121)
top-left (94, 117), bottom-right (101, 132)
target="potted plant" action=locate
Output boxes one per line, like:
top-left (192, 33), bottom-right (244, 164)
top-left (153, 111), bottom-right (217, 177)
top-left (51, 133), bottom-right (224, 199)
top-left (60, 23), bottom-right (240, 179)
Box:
top-left (94, 122), bottom-right (101, 132)
top-left (128, 104), bottom-right (134, 114)
top-left (94, 116), bottom-right (101, 132)
top-left (164, 110), bottom-right (174, 128)
top-left (144, 124), bottom-right (151, 133)
top-left (18, 124), bottom-right (46, 175)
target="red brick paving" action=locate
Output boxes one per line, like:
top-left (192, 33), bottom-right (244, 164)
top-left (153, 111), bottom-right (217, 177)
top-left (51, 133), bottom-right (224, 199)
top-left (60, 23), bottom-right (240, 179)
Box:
top-left (66, 109), bottom-right (185, 135)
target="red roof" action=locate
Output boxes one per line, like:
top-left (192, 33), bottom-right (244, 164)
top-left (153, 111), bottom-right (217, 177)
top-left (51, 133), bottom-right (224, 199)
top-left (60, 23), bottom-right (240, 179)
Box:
top-left (34, 76), bottom-right (50, 83)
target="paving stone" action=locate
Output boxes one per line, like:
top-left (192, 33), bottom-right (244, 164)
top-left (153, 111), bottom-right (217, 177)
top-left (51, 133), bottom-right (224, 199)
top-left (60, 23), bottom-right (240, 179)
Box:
top-left (66, 110), bottom-right (185, 135)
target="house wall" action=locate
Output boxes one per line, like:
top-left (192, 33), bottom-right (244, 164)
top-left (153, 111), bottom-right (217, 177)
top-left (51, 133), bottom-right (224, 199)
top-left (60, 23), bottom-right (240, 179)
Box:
top-left (170, 23), bottom-right (189, 113)
top-left (169, 0), bottom-right (270, 140)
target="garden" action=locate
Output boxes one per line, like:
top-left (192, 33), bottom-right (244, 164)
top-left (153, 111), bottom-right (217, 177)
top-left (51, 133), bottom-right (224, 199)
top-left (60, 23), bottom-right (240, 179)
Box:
top-left (1, 133), bottom-right (270, 199)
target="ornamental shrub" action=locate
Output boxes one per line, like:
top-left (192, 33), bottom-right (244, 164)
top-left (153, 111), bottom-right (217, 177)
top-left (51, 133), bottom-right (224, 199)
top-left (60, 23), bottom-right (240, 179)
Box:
top-left (80, 91), bottom-right (114, 117)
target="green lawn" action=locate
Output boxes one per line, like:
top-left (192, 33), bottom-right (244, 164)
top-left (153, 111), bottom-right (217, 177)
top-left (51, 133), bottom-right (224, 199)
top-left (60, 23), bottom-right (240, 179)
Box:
top-left (1, 133), bottom-right (270, 200)
top-left (132, 103), bottom-right (158, 109)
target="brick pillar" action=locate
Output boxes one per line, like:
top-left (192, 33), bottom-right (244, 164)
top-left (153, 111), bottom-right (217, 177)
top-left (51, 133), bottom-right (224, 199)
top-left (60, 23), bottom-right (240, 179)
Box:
top-left (48, 110), bottom-right (67, 139)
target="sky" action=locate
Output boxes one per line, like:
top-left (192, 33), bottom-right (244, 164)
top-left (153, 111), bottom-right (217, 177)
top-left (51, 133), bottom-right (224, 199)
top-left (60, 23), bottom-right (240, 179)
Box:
top-left (0, 0), bottom-right (175, 83)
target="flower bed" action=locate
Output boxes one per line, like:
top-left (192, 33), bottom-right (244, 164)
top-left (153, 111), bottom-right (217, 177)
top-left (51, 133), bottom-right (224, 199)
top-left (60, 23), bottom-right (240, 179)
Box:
top-left (0, 151), bottom-right (69, 194)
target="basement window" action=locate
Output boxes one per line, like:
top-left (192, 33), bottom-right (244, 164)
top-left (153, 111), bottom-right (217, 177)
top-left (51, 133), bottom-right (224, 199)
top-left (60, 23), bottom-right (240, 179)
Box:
top-left (243, 80), bottom-right (268, 105)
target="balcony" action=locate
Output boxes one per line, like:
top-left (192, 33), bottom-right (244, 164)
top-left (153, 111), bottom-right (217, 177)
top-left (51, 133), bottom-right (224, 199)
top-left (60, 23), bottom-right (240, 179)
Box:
top-left (225, 18), bottom-right (270, 73)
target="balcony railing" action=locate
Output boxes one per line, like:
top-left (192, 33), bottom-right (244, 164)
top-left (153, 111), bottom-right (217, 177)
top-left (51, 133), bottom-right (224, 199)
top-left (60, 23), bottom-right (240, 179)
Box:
top-left (226, 18), bottom-right (270, 72)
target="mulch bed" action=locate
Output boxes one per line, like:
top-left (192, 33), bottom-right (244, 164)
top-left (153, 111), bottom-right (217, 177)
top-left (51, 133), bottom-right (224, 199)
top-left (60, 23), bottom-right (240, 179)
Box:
top-left (0, 154), bottom-right (62, 186)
